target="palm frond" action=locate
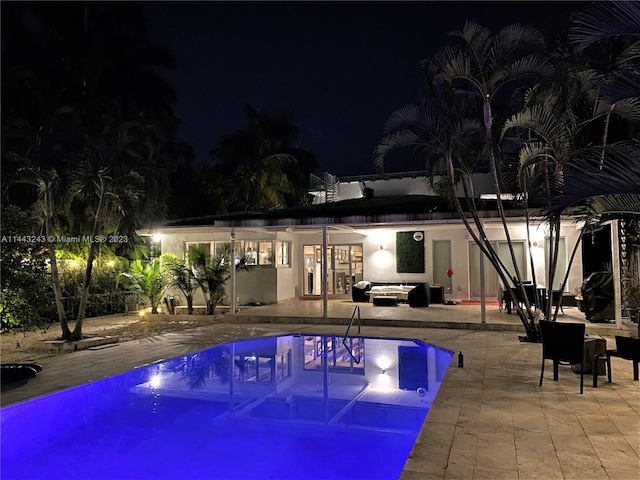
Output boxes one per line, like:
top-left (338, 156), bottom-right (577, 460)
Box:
top-left (449, 20), bottom-right (493, 61)
top-left (373, 130), bottom-right (427, 173)
top-left (492, 23), bottom-right (547, 67)
top-left (614, 40), bottom-right (640, 68)
top-left (489, 54), bottom-right (554, 96)
top-left (609, 97), bottom-right (640, 126)
top-left (573, 194), bottom-right (640, 227)
top-left (569, 1), bottom-right (640, 52)
top-left (538, 141), bottom-right (640, 216)
top-left (502, 105), bottom-right (570, 148)
top-left (382, 103), bottom-right (436, 136)
top-left (600, 68), bottom-right (640, 103)
top-left (261, 153), bottom-right (298, 168)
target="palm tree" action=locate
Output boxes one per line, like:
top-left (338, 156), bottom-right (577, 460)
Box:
top-left (375, 21), bottom-right (554, 340)
top-left (211, 105), bottom-right (317, 212)
top-left (499, 1), bottom-right (640, 320)
top-left (188, 245), bottom-right (230, 315)
top-left (121, 258), bottom-right (168, 314)
top-left (188, 243), bottom-right (252, 315)
top-left (68, 118), bottom-right (169, 339)
top-left (163, 254), bottom-right (199, 315)
top-left (2, 114), bottom-right (79, 337)
top-left (2, 3), bottom-right (181, 340)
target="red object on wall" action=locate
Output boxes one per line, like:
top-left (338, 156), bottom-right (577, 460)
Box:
top-left (446, 268), bottom-right (454, 278)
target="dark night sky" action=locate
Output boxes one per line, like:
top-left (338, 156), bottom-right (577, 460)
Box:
top-left (140, 1), bottom-right (588, 177)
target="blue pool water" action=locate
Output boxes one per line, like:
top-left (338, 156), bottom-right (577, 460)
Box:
top-left (1, 334), bottom-right (453, 479)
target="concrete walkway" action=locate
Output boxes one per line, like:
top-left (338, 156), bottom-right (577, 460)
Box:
top-left (2, 301), bottom-right (638, 480)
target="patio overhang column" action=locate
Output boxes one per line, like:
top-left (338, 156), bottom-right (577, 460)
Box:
top-left (230, 228), bottom-right (237, 314)
top-left (480, 233), bottom-right (486, 324)
top-left (322, 225), bottom-right (328, 318)
top-left (611, 220), bottom-right (622, 328)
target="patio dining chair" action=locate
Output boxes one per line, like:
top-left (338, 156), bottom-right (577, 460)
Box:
top-left (539, 320), bottom-right (586, 394)
top-left (606, 336), bottom-right (640, 383)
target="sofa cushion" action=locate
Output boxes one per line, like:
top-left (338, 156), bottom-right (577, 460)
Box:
top-left (369, 285), bottom-right (415, 300)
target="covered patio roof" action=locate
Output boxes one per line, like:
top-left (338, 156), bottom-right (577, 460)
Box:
top-left (160, 195), bottom-right (531, 229)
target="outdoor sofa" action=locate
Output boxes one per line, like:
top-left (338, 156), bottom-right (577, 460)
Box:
top-left (352, 281), bottom-right (430, 307)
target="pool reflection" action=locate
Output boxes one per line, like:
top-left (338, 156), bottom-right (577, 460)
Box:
top-left (133, 334), bottom-right (453, 432)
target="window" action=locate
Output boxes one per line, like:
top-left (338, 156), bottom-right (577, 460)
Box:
top-left (303, 336), bottom-right (364, 374)
top-left (244, 241), bottom-right (259, 265)
top-left (258, 241), bottom-right (273, 265)
top-left (233, 350), bottom-right (291, 383)
top-left (185, 242), bottom-right (212, 256)
top-left (275, 241), bottom-right (290, 267)
top-left (276, 351), bottom-right (291, 381)
top-left (242, 240), bottom-right (274, 266)
top-left (185, 241), bottom-right (230, 259)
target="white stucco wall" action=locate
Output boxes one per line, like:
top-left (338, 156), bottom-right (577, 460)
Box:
top-left (156, 226), bottom-right (297, 306)
top-left (355, 220), bottom-right (583, 300)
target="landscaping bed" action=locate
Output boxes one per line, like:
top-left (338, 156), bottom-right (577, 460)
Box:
top-left (0, 313), bottom-right (226, 364)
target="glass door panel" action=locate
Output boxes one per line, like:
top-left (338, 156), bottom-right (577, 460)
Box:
top-left (303, 244), bottom-right (363, 295)
top-left (469, 242), bottom-right (498, 299)
top-left (303, 245), bottom-right (316, 295)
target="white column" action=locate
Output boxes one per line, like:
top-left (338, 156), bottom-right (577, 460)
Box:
top-left (611, 220), bottom-right (622, 328)
top-left (230, 228), bottom-right (237, 314)
top-left (322, 225), bottom-right (328, 318)
top-left (480, 246), bottom-right (486, 323)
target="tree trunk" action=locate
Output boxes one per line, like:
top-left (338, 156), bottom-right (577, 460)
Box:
top-left (187, 295), bottom-right (194, 315)
top-left (71, 195), bottom-right (104, 341)
top-left (71, 237), bottom-right (99, 340)
top-left (45, 217), bottom-right (72, 339)
top-left (446, 165), bottom-right (539, 341)
top-left (206, 296), bottom-right (215, 315)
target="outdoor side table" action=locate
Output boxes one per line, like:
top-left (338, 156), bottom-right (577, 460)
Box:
top-left (372, 296), bottom-right (398, 307)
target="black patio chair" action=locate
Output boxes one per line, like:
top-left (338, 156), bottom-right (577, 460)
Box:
top-left (539, 320), bottom-right (586, 394)
top-left (408, 282), bottom-right (430, 307)
top-left (606, 336), bottom-right (640, 383)
top-left (351, 281), bottom-right (371, 303)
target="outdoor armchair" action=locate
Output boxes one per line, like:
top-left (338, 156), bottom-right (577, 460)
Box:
top-left (606, 336), bottom-right (640, 383)
top-left (352, 281), bottom-right (371, 303)
top-left (539, 320), bottom-right (586, 394)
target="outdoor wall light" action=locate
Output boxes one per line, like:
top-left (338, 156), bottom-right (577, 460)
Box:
top-left (381, 368), bottom-right (387, 375)
top-left (379, 245), bottom-right (384, 250)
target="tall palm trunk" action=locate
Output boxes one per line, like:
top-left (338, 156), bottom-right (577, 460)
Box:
top-left (186, 295), bottom-right (194, 315)
top-left (44, 215), bottom-right (72, 338)
top-left (70, 188), bottom-right (104, 340)
top-left (445, 154), bottom-right (539, 340)
top-left (483, 98), bottom-right (539, 339)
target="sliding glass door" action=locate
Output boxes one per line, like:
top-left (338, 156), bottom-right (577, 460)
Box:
top-left (302, 244), bottom-right (363, 295)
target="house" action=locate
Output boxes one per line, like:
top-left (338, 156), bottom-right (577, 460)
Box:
top-left (152, 171), bottom-right (617, 321)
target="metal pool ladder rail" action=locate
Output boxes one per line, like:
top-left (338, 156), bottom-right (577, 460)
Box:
top-left (341, 306), bottom-right (362, 365)
top-left (343, 306), bottom-right (361, 341)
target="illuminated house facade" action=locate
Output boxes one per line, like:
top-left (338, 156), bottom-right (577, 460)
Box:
top-left (153, 171), bottom-right (600, 310)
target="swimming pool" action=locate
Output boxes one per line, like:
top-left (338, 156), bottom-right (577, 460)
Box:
top-left (1, 334), bottom-right (453, 479)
